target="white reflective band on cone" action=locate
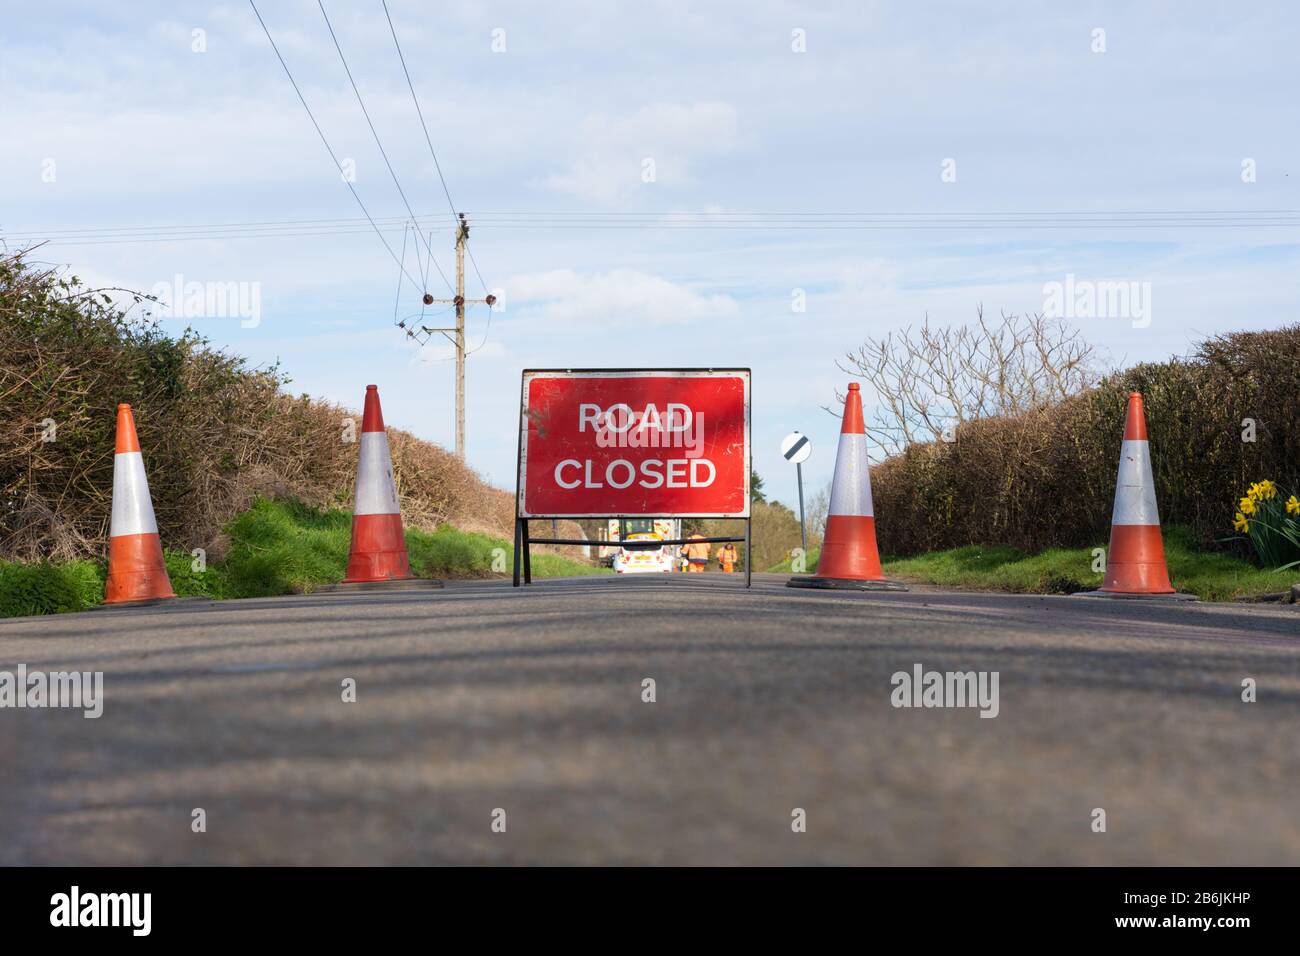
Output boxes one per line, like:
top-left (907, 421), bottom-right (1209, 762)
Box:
top-left (1111, 439), bottom-right (1161, 525)
top-left (827, 433), bottom-right (874, 517)
top-left (354, 431), bottom-right (402, 516)
top-left (110, 451), bottom-right (159, 537)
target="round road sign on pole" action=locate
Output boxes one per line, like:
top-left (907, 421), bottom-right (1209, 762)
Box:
top-left (780, 431), bottom-right (812, 464)
top-left (781, 431), bottom-right (812, 555)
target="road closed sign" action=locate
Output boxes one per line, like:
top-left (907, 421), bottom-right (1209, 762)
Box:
top-left (517, 369), bottom-right (751, 518)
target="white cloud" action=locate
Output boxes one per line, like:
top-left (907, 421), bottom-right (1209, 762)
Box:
top-left (502, 268), bottom-right (739, 327)
top-left (544, 102), bottom-right (740, 204)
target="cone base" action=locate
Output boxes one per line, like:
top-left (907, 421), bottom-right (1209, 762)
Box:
top-left (1075, 590), bottom-right (1198, 602)
top-left (104, 532), bottom-right (176, 604)
top-left (787, 575), bottom-right (908, 592)
top-left (344, 513), bottom-right (412, 583)
top-left (1101, 525), bottom-right (1175, 594)
top-left (93, 596), bottom-right (207, 611)
top-left (815, 515), bottom-right (886, 581)
top-left (316, 578), bottom-right (444, 593)
top-left (95, 598), bottom-right (171, 610)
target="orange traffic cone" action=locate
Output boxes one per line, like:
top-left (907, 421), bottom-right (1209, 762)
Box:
top-left (104, 404), bottom-right (176, 605)
top-left (1082, 392), bottom-right (1193, 601)
top-left (343, 385), bottom-right (413, 583)
top-left (788, 383), bottom-right (907, 592)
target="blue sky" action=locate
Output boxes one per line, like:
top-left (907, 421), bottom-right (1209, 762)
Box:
top-left (3, 1), bottom-right (1298, 509)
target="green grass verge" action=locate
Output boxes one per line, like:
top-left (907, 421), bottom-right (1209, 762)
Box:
top-left (766, 527), bottom-right (1299, 602)
top-left (0, 559), bottom-right (105, 617)
top-left (1, 497), bottom-right (603, 618)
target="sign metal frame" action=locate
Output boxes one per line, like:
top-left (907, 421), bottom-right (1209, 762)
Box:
top-left (513, 367), bottom-right (752, 588)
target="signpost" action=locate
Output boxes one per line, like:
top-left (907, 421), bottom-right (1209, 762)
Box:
top-left (515, 368), bottom-right (752, 586)
top-left (780, 430), bottom-right (812, 555)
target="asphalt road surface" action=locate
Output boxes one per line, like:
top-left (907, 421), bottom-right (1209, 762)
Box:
top-left (2, 573), bottom-right (1298, 865)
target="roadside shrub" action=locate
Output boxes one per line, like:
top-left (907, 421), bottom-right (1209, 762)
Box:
top-left (163, 550), bottom-right (227, 599)
top-left (0, 559), bottom-right (101, 616)
top-left (0, 248), bottom-right (526, 564)
top-left (871, 326), bottom-right (1300, 556)
top-left (218, 498), bottom-right (350, 596)
top-left (406, 525), bottom-right (498, 578)
top-left (0, 497), bottom-right (605, 617)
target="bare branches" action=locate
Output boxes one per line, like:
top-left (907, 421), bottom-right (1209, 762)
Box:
top-left (837, 308), bottom-right (1104, 459)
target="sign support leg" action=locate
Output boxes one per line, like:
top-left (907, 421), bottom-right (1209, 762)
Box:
top-left (745, 517), bottom-right (753, 588)
top-left (512, 518), bottom-right (522, 587)
top-left (522, 519), bottom-right (533, 584)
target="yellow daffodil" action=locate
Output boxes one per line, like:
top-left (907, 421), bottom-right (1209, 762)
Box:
top-left (1256, 479), bottom-right (1277, 500)
top-left (1239, 497), bottom-right (1256, 516)
top-left (1233, 512), bottom-right (1250, 533)
top-left (1288, 495), bottom-right (1300, 516)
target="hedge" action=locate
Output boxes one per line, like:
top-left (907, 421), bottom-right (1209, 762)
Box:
top-left (0, 249), bottom-right (525, 563)
top-left (870, 326), bottom-right (1300, 556)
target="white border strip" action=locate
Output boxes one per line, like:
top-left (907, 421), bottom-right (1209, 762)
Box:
top-left (110, 451), bottom-right (159, 537)
top-left (354, 431), bottom-right (402, 516)
top-left (827, 433), bottom-right (874, 517)
top-left (1111, 438), bottom-right (1161, 526)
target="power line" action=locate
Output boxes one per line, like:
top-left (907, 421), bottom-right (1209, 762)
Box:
top-left (380, 0), bottom-right (492, 299)
top-left (379, 0), bottom-right (494, 358)
top-left (10, 213), bottom-right (427, 236)
top-left (9, 209), bottom-right (1299, 247)
top-left (316, 0), bottom-right (451, 293)
top-left (468, 210), bottom-right (1300, 216)
top-left (246, 0), bottom-right (423, 288)
top-left (381, 2), bottom-right (457, 222)
top-left (3, 226), bottom-right (438, 247)
top-left (392, 221), bottom-right (408, 324)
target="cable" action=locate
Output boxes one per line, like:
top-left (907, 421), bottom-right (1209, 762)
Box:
top-left (393, 221), bottom-right (408, 324)
top-left (10, 213), bottom-right (429, 236)
top-left (246, 0), bottom-right (423, 288)
top-left (381, 1), bottom-right (457, 222)
top-left (380, 0), bottom-right (492, 296)
top-left (465, 208), bottom-right (1300, 217)
top-left (10, 209), bottom-right (1299, 246)
top-left (417, 228), bottom-right (433, 326)
top-left (17, 209), bottom-right (1300, 236)
top-left (381, 0), bottom-right (496, 358)
top-left (317, 0), bottom-right (451, 292)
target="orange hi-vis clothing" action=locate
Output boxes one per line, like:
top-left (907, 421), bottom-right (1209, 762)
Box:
top-left (685, 535), bottom-right (710, 572)
top-left (718, 544), bottom-right (737, 573)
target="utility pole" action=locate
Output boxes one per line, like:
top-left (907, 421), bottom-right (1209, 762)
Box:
top-left (424, 213), bottom-right (494, 459)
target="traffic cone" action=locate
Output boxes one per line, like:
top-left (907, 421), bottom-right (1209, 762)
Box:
top-left (787, 383), bottom-right (906, 592)
top-left (104, 404), bottom-right (176, 605)
top-left (343, 385), bottom-right (413, 583)
top-left (1080, 392), bottom-right (1192, 600)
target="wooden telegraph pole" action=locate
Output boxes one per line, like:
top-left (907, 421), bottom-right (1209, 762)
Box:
top-left (424, 213), bottom-right (494, 459)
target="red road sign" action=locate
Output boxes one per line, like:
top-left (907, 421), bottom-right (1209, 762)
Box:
top-left (517, 369), bottom-right (751, 518)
